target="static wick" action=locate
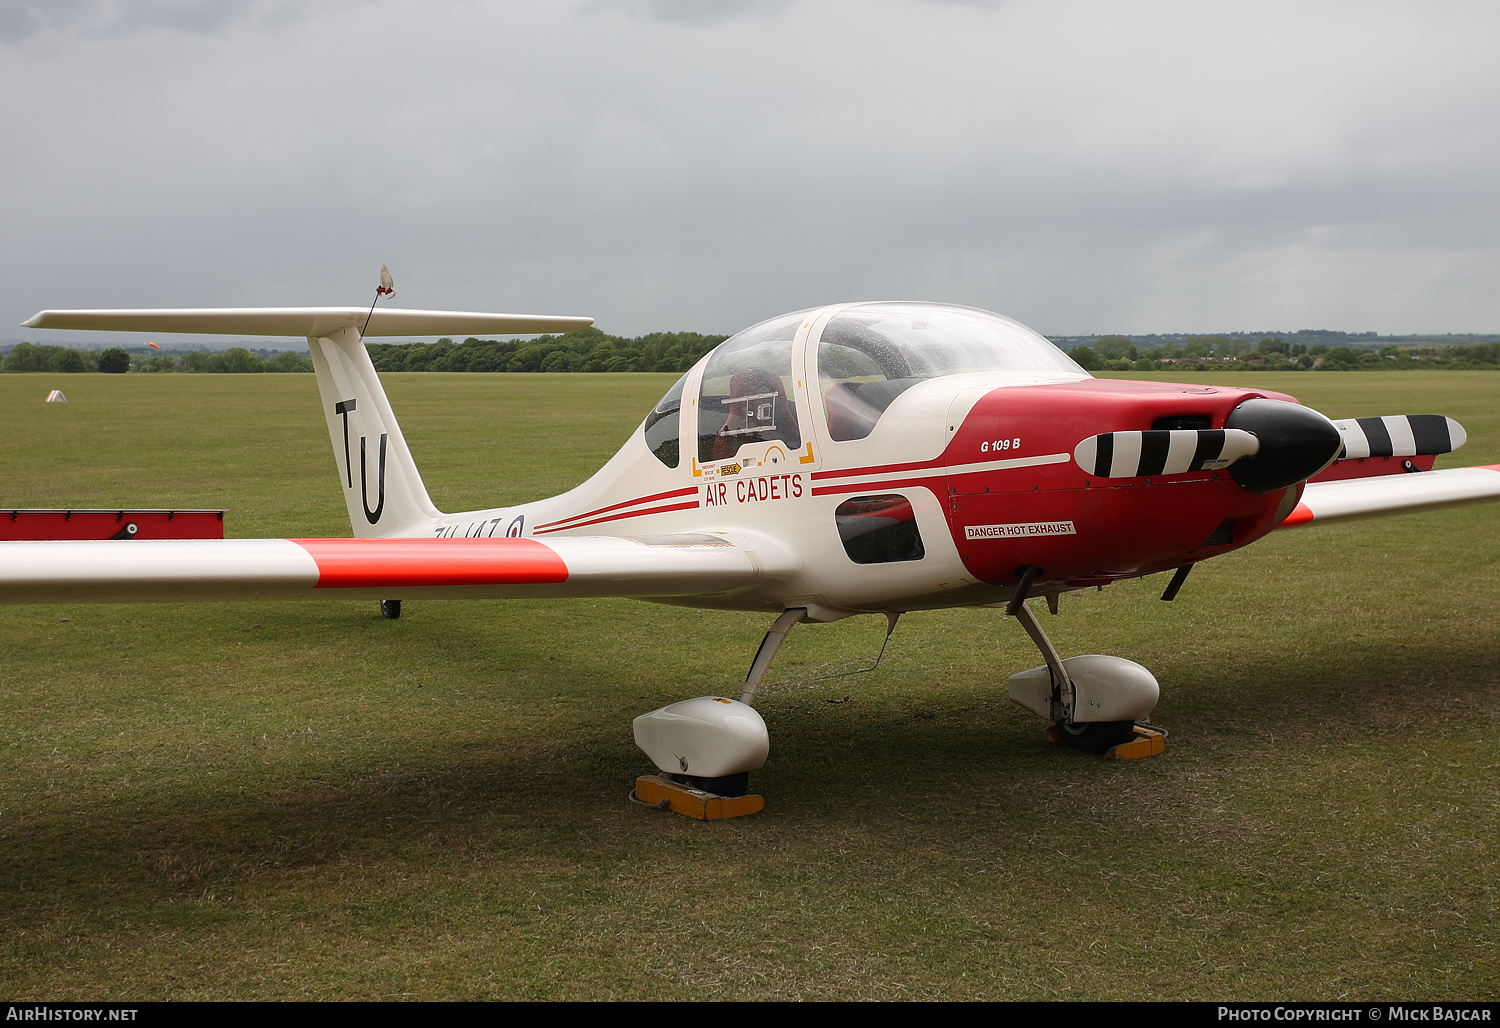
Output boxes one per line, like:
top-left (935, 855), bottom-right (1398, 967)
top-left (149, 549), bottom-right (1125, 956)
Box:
top-left (362, 264), bottom-right (395, 337)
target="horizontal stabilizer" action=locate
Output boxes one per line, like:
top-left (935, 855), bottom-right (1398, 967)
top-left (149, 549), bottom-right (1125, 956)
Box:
top-left (1280, 464), bottom-right (1500, 528)
top-left (23, 307), bottom-right (593, 338)
top-left (0, 534), bottom-right (783, 605)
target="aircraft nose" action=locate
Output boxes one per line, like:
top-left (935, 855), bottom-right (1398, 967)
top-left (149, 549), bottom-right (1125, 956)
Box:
top-left (1224, 398), bottom-right (1343, 493)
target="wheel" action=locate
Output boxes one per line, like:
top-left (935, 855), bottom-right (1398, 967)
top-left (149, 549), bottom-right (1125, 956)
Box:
top-left (380, 599), bottom-right (401, 619)
top-left (1055, 719), bottom-right (1135, 754)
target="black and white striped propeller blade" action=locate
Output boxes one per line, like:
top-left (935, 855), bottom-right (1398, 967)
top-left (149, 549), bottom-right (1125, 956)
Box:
top-left (1331, 415), bottom-right (1465, 459)
top-left (1073, 429), bottom-right (1260, 479)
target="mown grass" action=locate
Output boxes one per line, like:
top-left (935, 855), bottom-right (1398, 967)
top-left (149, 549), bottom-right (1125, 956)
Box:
top-left (0, 370), bottom-right (1496, 1000)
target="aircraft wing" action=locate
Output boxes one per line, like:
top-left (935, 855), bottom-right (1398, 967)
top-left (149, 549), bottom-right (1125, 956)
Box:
top-left (1281, 464), bottom-right (1500, 528)
top-left (0, 534), bottom-right (791, 605)
top-left (22, 307), bottom-right (592, 337)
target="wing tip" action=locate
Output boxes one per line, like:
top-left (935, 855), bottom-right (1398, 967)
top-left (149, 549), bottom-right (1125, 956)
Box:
top-left (1278, 502), bottom-right (1315, 528)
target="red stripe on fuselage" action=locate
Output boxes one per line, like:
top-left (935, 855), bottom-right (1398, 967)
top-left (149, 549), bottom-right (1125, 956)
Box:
top-left (811, 475), bottom-right (946, 498)
top-left (534, 487), bottom-right (699, 531)
top-left (533, 500), bottom-right (701, 534)
top-left (293, 538), bottom-right (569, 588)
top-left (812, 457), bottom-right (946, 483)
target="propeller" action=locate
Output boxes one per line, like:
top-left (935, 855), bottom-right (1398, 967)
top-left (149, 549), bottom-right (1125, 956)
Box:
top-left (1073, 428), bottom-right (1260, 479)
top-left (1074, 405), bottom-right (1469, 494)
top-left (1073, 399), bottom-right (1345, 494)
top-left (1330, 415), bottom-right (1465, 459)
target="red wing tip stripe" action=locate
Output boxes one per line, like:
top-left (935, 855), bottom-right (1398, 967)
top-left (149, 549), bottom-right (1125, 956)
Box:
top-left (1279, 503), bottom-right (1315, 527)
top-left (535, 487), bottom-right (698, 531)
top-left (534, 500), bottom-right (700, 534)
top-left (292, 537), bottom-right (569, 588)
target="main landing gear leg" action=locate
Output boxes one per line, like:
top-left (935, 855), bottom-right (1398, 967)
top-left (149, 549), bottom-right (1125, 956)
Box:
top-left (740, 607), bottom-right (807, 705)
top-left (1010, 599), bottom-right (1077, 724)
top-left (1006, 588), bottom-right (1165, 760)
top-left (631, 608), bottom-right (808, 820)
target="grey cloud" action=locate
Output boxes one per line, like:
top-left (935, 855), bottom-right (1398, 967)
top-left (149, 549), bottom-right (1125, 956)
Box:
top-left (3, 1), bottom-right (1499, 340)
top-left (917, 0), bottom-right (1003, 9)
top-left (0, 0), bottom-right (94, 42)
top-left (581, 0), bottom-right (795, 27)
top-left (0, 0), bottom-right (344, 43)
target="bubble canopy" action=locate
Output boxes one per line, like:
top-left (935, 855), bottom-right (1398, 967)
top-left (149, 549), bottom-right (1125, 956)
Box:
top-left (642, 303), bottom-right (1087, 465)
top-left (818, 302), bottom-right (1084, 382)
top-left (818, 302), bottom-right (1086, 441)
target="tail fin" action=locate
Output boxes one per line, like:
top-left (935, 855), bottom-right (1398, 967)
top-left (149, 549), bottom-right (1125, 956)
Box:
top-left (307, 327), bottom-right (441, 538)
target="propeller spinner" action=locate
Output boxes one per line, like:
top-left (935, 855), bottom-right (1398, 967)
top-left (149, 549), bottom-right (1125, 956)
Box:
top-left (1223, 399), bottom-right (1342, 493)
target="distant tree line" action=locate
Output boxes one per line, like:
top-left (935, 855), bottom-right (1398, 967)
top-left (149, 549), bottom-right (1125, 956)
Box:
top-left (363, 328), bottom-right (727, 373)
top-left (1051, 328), bottom-right (1500, 350)
top-left (3, 343), bottom-right (133, 373)
top-left (1, 342), bottom-right (311, 374)
top-left (1066, 335), bottom-right (1500, 372)
top-left (7, 329), bottom-right (1497, 375)
top-left (1, 328), bottom-right (726, 375)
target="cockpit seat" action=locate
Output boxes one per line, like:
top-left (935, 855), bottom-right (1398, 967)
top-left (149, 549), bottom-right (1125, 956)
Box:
top-left (712, 367), bottom-right (799, 460)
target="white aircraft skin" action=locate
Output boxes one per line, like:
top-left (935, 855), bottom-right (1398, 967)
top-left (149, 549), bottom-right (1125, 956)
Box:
top-left (295, 302), bottom-right (1500, 621)
top-left (410, 304), bottom-right (1055, 620)
top-left (8, 299), bottom-right (1500, 757)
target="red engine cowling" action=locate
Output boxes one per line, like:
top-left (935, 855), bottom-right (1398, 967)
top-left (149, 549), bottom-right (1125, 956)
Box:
top-left (943, 380), bottom-right (1308, 588)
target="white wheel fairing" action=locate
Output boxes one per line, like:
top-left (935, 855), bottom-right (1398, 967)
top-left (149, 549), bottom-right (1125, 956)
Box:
top-left (633, 697), bottom-right (770, 778)
top-left (1008, 655), bottom-right (1160, 723)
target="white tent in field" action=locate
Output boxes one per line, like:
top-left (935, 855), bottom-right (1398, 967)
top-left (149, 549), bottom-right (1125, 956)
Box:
top-left (45, 390), bottom-right (66, 403)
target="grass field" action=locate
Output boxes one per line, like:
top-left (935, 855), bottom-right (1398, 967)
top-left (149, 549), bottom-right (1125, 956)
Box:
top-left (1, 370), bottom-right (1497, 1000)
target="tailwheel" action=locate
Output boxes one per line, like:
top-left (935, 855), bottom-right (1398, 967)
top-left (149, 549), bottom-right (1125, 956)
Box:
top-left (1054, 719), bottom-right (1136, 754)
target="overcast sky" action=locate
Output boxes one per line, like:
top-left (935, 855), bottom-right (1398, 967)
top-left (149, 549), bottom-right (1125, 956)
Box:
top-left (4, 0), bottom-right (1499, 345)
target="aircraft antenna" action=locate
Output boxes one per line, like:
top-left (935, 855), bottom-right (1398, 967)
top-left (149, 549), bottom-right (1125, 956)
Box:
top-left (361, 264), bottom-right (395, 337)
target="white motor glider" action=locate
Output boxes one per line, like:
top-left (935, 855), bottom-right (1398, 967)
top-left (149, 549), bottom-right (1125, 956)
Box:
top-left (7, 299), bottom-right (1500, 815)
